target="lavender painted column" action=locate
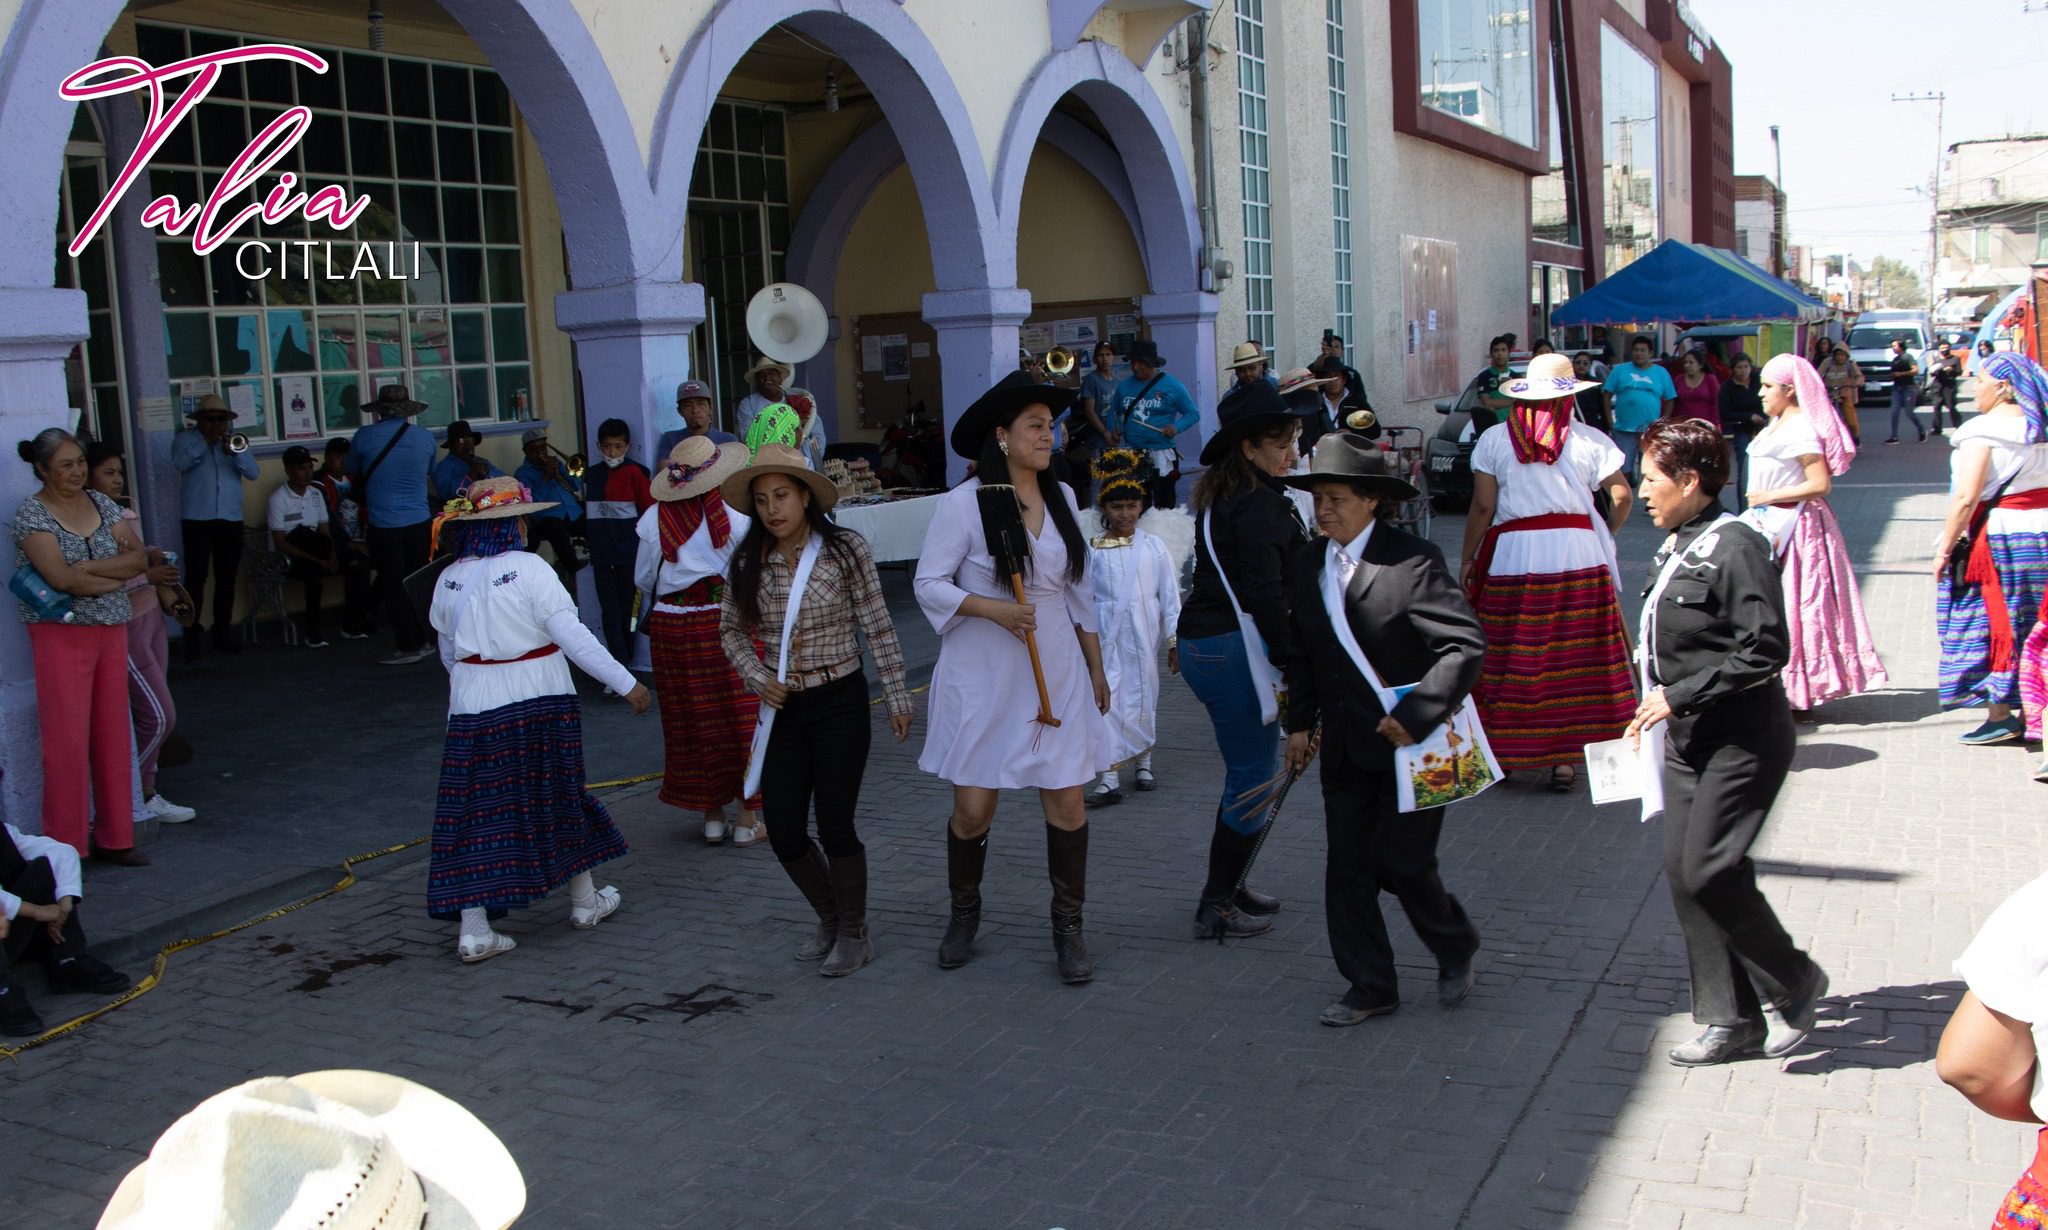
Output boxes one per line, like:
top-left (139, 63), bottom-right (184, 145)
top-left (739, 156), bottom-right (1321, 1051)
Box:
top-left (554, 281), bottom-right (707, 468)
top-left (923, 287), bottom-right (1033, 485)
top-left (1142, 290), bottom-right (1220, 483)
top-left (0, 288), bottom-right (91, 833)
top-left (100, 94), bottom-right (179, 566)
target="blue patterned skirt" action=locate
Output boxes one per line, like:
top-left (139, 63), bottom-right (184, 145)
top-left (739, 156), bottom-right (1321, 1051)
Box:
top-left (1939, 521), bottom-right (2048, 708)
top-left (427, 693), bottom-right (629, 917)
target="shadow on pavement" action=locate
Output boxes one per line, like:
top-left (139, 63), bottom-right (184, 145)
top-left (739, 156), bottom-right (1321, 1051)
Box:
top-left (1788, 742), bottom-right (1880, 771)
top-left (1782, 980), bottom-right (1963, 1075)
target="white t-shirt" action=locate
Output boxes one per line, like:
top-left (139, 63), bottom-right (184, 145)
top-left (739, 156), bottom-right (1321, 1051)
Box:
top-left (266, 483), bottom-right (329, 536)
top-left (1746, 415), bottom-right (1823, 497)
top-left (1950, 413), bottom-right (2048, 498)
top-left (1955, 871), bottom-right (2048, 1123)
top-left (1470, 423), bottom-right (1626, 522)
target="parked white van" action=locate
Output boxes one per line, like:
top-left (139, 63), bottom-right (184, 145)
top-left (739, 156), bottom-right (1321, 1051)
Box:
top-left (1848, 310), bottom-right (1934, 404)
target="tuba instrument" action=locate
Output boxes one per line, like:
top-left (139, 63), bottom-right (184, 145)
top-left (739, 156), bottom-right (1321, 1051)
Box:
top-left (1344, 407), bottom-right (1376, 432)
top-left (745, 283), bottom-right (829, 366)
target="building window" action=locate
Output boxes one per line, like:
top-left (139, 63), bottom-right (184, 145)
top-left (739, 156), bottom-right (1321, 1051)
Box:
top-left (1599, 24), bottom-right (1659, 276)
top-left (2036, 212), bottom-right (2048, 263)
top-left (1531, 261), bottom-right (1586, 350)
top-left (1327, 0), bottom-right (1354, 358)
top-left (1530, 0), bottom-right (1580, 247)
top-left (689, 100), bottom-right (792, 413)
top-left (57, 122), bottom-right (127, 449)
top-left (1236, 0), bottom-right (1274, 351)
top-left (1416, 0), bottom-right (1537, 148)
top-left (137, 22), bottom-right (531, 442)
top-left (1973, 225), bottom-right (1990, 264)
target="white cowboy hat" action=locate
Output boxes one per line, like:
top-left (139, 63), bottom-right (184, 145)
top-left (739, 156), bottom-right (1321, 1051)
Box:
top-left (1224, 341), bottom-right (1268, 371)
top-left (742, 356), bottom-right (794, 384)
top-left (652, 434), bottom-right (751, 502)
top-left (1502, 352), bottom-right (1599, 400)
top-left (720, 442), bottom-right (838, 513)
top-left (97, 1070), bottom-right (524, 1230)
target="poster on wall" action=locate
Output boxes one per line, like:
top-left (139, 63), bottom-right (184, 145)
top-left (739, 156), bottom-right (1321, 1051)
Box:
top-left (881, 334), bottom-right (910, 380)
top-left (1019, 323), bottom-right (1055, 354)
top-left (860, 334), bottom-right (884, 371)
top-left (138, 396), bottom-right (176, 434)
top-left (1106, 313), bottom-right (1138, 355)
top-left (225, 382), bottom-right (258, 426)
top-left (1052, 317), bottom-right (1099, 348)
top-left (280, 376), bottom-right (319, 440)
top-left (1401, 235), bottom-right (1460, 401)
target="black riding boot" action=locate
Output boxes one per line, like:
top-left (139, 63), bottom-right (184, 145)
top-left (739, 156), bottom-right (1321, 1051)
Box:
top-left (1046, 822), bottom-right (1094, 984)
top-left (937, 826), bottom-right (987, 969)
top-left (1194, 815), bottom-right (1274, 939)
top-left (779, 844), bottom-right (838, 961)
top-left (820, 853), bottom-right (872, 977)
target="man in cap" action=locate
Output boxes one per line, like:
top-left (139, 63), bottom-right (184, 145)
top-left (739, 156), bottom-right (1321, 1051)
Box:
top-left (1319, 331), bottom-right (1366, 403)
top-left (346, 383), bottom-right (439, 664)
top-left (734, 356), bottom-right (793, 441)
top-left (431, 419), bottom-right (502, 504)
top-left (1279, 435), bottom-right (1487, 1027)
top-left (1109, 338), bottom-right (1200, 508)
top-left (170, 392), bottom-right (259, 658)
top-left (267, 445), bottom-right (370, 648)
top-left (657, 379), bottom-right (738, 459)
top-left (515, 428), bottom-right (585, 587)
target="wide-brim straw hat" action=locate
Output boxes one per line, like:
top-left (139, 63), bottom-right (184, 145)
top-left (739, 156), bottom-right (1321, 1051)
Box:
top-left (1200, 378), bottom-right (1318, 466)
top-left (949, 369), bottom-right (1079, 459)
top-left (97, 1069), bottom-right (524, 1230)
top-left (720, 442), bottom-right (838, 513)
top-left (442, 474), bottom-right (557, 520)
top-left (1502, 352), bottom-right (1598, 400)
top-left (1281, 433), bottom-right (1419, 502)
top-left (1224, 341), bottom-right (1267, 370)
top-left (653, 435), bottom-right (751, 502)
top-left (743, 356), bottom-right (794, 384)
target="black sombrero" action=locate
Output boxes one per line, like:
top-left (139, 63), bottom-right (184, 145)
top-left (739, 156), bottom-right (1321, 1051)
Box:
top-left (949, 370), bottom-right (1080, 460)
top-left (1199, 378), bottom-right (1318, 467)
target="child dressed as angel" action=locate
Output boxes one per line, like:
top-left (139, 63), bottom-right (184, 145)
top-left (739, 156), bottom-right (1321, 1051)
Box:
top-left (1085, 452), bottom-right (1185, 807)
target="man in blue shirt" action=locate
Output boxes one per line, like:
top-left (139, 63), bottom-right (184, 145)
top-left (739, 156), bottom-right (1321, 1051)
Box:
top-left (515, 428), bottom-right (585, 587)
top-left (347, 384), bottom-right (439, 664)
top-left (1600, 335), bottom-right (1676, 480)
top-left (1110, 338), bottom-right (1200, 508)
top-left (171, 393), bottom-right (259, 657)
top-left (655, 380), bottom-right (738, 458)
top-left (432, 420), bottom-right (503, 503)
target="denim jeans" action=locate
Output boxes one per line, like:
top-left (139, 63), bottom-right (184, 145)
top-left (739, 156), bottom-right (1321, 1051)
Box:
top-left (1611, 430), bottom-right (1641, 482)
top-left (1178, 630), bottom-right (1281, 836)
top-left (1889, 383), bottom-right (1922, 440)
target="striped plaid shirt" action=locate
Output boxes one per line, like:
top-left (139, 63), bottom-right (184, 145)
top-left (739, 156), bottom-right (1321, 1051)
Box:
top-left (719, 530), bottom-right (912, 718)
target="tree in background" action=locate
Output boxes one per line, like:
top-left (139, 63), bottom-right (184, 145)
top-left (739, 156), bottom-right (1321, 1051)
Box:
top-left (1864, 255), bottom-right (1926, 309)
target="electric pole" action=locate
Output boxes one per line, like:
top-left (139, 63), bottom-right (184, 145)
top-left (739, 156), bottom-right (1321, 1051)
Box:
top-left (1892, 91), bottom-right (1945, 311)
top-left (1769, 124), bottom-right (1785, 278)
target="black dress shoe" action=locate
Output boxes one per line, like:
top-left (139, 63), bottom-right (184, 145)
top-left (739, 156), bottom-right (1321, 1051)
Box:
top-left (1320, 991), bottom-right (1399, 1027)
top-left (1084, 787), bottom-right (1122, 810)
top-left (1232, 885), bottom-right (1282, 916)
top-left (0, 985), bottom-right (44, 1037)
top-left (46, 955), bottom-right (133, 996)
top-left (1762, 965), bottom-right (1830, 1057)
top-left (1667, 1021), bottom-right (1765, 1066)
top-left (1438, 963), bottom-right (1476, 1007)
top-left (1193, 898), bottom-right (1272, 939)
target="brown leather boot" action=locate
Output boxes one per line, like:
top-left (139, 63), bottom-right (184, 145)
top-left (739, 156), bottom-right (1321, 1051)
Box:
top-left (1046, 823), bottom-right (1094, 985)
top-left (820, 852), bottom-right (871, 977)
top-left (779, 844), bottom-right (837, 962)
top-left (937, 826), bottom-right (987, 969)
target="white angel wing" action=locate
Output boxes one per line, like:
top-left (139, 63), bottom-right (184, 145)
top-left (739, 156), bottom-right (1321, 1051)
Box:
top-left (1139, 507), bottom-right (1197, 581)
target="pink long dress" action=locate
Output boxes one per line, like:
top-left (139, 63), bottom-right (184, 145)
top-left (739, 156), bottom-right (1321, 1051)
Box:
top-left (1744, 416), bottom-right (1889, 708)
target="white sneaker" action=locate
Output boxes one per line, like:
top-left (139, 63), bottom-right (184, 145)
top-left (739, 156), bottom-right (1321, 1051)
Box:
top-left (143, 794), bottom-right (196, 824)
top-left (703, 816), bottom-right (729, 844)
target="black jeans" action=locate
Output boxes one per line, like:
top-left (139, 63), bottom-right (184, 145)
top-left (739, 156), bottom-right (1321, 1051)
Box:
top-left (527, 517), bottom-right (583, 588)
top-left (0, 833), bottom-right (86, 988)
top-left (180, 518), bottom-right (244, 635)
top-left (281, 528), bottom-right (371, 641)
top-left (1662, 689), bottom-right (1817, 1026)
top-left (591, 562), bottom-right (637, 663)
top-left (1320, 762), bottom-right (1480, 1005)
top-left (1931, 382), bottom-right (1962, 431)
top-left (366, 521), bottom-right (432, 652)
top-left (761, 671), bottom-right (872, 864)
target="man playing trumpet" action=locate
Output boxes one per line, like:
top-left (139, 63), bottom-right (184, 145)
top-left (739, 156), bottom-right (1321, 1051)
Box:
top-left (171, 392), bottom-right (258, 658)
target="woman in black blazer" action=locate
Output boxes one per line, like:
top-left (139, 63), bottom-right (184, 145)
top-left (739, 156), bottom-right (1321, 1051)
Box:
top-left (1629, 418), bottom-right (1830, 1066)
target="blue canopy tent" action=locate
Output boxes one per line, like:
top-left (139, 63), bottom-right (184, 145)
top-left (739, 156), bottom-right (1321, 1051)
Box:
top-left (1550, 238), bottom-right (1830, 328)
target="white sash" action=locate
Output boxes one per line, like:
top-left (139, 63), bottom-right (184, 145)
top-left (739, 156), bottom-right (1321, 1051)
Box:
top-left (1200, 510), bottom-right (1281, 726)
top-left (1630, 513), bottom-right (1736, 821)
top-left (741, 533), bottom-right (822, 798)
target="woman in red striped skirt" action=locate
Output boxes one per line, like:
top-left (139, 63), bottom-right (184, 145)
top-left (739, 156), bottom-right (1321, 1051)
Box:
top-left (635, 436), bottom-right (764, 844)
top-left (1459, 353), bottom-right (1638, 791)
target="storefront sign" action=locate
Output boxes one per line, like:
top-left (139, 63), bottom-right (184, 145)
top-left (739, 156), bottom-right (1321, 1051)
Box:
top-left (60, 45), bottom-right (413, 282)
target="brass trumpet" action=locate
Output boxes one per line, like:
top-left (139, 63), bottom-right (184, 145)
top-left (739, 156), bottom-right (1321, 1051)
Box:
top-left (1044, 346), bottom-right (1077, 378)
top-left (227, 433), bottom-right (250, 453)
top-left (550, 444), bottom-right (586, 478)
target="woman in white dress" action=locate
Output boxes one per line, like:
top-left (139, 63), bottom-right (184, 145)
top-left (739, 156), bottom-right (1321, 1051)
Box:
top-left (917, 371), bottom-right (1112, 984)
top-left (426, 477), bottom-right (651, 963)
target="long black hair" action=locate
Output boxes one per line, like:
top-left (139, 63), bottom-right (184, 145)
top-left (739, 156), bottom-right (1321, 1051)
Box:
top-left (726, 482), bottom-right (856, 629)
top-left (976, 408), bottom-right (1087, 584)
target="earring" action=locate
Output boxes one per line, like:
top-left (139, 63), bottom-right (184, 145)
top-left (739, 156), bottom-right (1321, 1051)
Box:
top-left (999, 439), bottom-right (1011, 456)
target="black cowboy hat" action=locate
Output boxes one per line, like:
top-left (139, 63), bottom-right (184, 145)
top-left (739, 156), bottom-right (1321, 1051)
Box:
top-left (1199, 378), bottom-right (1317, 467)
top-left (1282, 433), bottom-right (1418, 502)
top-left (1127, 338), bottom-right (1165, 368)
top-left (949, 369), bottom-right (1079, 459)
top-left (442, 419), bottom-right (482, 449)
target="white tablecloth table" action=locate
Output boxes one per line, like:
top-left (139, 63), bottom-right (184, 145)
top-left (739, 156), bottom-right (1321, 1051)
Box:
top-left (831, 492), bottom-right (944, 562)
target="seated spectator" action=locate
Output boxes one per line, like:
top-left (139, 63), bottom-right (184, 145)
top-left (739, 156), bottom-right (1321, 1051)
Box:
top-left (96, 1069), bottom-right (524, 1228)
top-left (268, 445), bottom-right (370, 649)
top-left (656, 379), bottom-right (738, 458)
top-left (310, 436), bottom-right (373, 639)
top-left (0, 819), bottom-right (132, 1037)
top-left (432, 419), bottom-right (501, 505)
top-left (514, 428), bottom-right (585, 587)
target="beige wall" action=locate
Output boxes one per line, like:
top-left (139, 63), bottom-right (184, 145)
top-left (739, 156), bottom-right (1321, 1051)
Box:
top-left (1660, 62), bottom-right (1692, 244)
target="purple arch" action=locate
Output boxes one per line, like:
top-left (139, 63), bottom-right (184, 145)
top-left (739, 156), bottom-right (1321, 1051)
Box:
top-left (994, 41), bottom-right (1201, 296)
top-left (0, 0), bottom-right (651, 289)
top-left (650, 0), bottom-right (1001, 290)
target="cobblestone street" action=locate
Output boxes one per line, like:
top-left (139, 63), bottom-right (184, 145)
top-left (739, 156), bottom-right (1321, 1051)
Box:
top-left (3, 424), bottom-right (2040, 1229)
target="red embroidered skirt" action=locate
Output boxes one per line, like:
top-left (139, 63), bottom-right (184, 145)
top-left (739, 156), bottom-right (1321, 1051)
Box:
top-left (648, 606), bottom-right (761, 812)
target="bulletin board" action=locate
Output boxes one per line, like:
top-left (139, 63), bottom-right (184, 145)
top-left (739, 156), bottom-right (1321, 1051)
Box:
top-left (1401, 236), bottom-right (1461, 401)
top-left (851, 297), bottom-right (1144, 428)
